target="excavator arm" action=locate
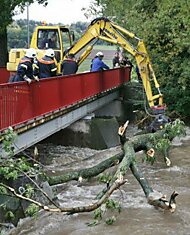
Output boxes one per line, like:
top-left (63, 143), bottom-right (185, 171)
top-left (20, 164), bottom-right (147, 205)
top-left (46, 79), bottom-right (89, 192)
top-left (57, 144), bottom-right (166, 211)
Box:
top-left (65, 17), bottom-right (165, 113)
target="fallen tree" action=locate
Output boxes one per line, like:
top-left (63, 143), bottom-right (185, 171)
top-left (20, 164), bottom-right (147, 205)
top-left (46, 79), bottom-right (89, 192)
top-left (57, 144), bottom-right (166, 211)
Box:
top-left (47, 119), bottom-right (184, 213)
top-left (0, 119), bottom-right (185, 226)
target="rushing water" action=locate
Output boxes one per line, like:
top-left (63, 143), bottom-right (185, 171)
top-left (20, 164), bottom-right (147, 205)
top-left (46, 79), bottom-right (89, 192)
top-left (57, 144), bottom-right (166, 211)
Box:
top-left (7, 131), bottom-right (190, 235)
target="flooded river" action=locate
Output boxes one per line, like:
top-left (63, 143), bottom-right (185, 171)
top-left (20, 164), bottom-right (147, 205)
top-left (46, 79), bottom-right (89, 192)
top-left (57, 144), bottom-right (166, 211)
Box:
top-left (8, 131), bottom-right (190, 235)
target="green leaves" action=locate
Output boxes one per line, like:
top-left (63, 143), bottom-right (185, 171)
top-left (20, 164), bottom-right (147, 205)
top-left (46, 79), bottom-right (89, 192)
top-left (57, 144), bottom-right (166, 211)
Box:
top-left (105, 216), bottom-right (116, 225)
top-left (155, 139), bottom-right (171, 159)
top-left (94, 207), bottom-right (103, 220)
top-left (105, 199), bottom-right (121, 213)
top-left (24, 184), bottom-right (34, 198)
top-left (2, 127), bottom-right (17, 157)
top-left (0, 163), bottom-right (19, 180)
top-left (0, 128), bottom-right (42, 182)
top-left (5, 211), bottom-right (15, 220)
top-left (0, 186), bottom-right (7, 194)
top-left (25, 203), bottom-right (39, 217)
top-left (0, 128), bottom-right (42, 224)
top-left (87, 198), bottom-right (121, 227)
top-left (141, 119), bottom-right (186, 164)
top-left (165, 119), bottom-right (186, 139)
top-left (98, 172), bottom-right (112, 183)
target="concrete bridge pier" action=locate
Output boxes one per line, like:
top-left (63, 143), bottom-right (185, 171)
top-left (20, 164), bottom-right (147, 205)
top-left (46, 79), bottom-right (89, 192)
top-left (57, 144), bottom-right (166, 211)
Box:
top-left (45, 97), bottom-right (135, 150)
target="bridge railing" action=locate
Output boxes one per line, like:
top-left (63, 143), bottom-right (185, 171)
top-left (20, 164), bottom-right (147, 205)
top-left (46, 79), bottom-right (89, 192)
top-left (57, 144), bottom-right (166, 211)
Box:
top-left (0, 67), bottom-right (10, 84)
top-left (0, 67), bottom-right (130, 132)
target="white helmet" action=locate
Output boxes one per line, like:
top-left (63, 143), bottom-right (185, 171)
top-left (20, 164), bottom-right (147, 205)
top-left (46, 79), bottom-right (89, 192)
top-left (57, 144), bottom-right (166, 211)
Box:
top-left (96, 51), bottom-right (104, 57)
top-left (25, 48), bottom-right (37, 59)
top-left (45, 48), bottom-right (55, 58)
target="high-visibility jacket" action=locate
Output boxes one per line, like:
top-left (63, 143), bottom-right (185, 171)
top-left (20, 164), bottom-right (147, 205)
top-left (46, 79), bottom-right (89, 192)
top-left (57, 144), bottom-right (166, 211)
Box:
top-left (34, 56), bottom-right (57, 78)
top-left (14, 56), bottom-right (34, 82)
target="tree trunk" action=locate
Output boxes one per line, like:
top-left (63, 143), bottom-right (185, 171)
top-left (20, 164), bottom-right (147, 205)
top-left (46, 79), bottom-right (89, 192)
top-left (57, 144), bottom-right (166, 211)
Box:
top-left (48, 152), bottom-right (124, 185)
top-left (0, 26), bottom-right (8, 67)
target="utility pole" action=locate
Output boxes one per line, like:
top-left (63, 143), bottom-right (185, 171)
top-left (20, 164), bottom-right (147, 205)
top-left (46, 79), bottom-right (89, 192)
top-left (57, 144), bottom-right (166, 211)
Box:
top-left (27, 2), bottom-right (30, 48)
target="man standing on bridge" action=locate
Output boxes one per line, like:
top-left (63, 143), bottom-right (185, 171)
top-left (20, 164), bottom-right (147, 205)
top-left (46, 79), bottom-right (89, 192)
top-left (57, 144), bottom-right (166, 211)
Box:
top-left (11, 48), bottom-right (39, 83)
top-left (34, 48), bottom-right (57, 79)
top-left (90, 51), bottom-right (110, 72)
top-left (61, 54), bottom-right (78, 76)
top-left (112, 51), bottom-right (120, 68)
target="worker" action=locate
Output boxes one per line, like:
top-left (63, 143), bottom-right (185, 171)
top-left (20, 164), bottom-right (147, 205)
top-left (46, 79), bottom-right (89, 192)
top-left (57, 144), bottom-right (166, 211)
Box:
top-left (91, 51), bottom-right (110, 72)
top-left (41, 31), bottom-right (49, 49)
top-left (120, 55), bottom-right (133, 68)
top-left (112, 52), bottom-right (120, 68)
top-left (61, 54), bottom-right (78, 75)
top-left (34, 48), bottom-right (57, 79)
top-left (11, 48), bottom-right (38, 83)
top-left (48, 32), bottom-right (58, 48)
top-left (136, 65), bottom-right (141, 81)
top-left (90, 54), bottom-right (98, 71)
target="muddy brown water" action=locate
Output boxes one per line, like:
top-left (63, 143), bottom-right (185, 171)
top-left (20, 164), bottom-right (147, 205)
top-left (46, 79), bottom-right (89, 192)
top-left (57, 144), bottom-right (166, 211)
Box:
top-left (8, 131), bottom-right (190, 235)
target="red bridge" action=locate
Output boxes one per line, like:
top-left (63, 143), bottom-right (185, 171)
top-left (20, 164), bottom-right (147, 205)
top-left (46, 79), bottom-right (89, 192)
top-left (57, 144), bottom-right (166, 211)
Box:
top-left (0, 67), bottom-right (130, 156)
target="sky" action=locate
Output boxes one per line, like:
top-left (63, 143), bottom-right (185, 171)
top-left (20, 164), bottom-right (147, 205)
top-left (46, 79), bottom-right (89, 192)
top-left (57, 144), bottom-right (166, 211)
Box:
top-left (13, 0), bottom-right (94, 25)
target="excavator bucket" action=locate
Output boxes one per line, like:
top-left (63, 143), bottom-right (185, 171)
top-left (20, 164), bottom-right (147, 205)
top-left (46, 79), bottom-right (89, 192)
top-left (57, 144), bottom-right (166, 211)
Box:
top-left (148, 114), bottom-right (170, 132)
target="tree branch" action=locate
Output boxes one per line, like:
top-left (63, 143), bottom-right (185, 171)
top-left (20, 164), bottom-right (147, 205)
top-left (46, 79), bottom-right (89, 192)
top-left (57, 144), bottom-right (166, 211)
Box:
top-left (0, 179), bottom-right (127, 214)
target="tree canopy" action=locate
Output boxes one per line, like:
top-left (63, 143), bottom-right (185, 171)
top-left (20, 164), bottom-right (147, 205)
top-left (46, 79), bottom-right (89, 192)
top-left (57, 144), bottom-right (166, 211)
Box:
top-left (0, 0), bottom-right (48, 29)
top-left (0, 0), bottom-right (48, 66)
top-left (89, 0), bottom-right (190, 120)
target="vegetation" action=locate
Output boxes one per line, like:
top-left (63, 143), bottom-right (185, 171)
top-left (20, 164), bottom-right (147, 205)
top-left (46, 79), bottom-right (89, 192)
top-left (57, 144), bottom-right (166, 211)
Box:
top-left (0, 127), bottom-right (42, 224)
top-left (87, 0), bottom-right (190, 121)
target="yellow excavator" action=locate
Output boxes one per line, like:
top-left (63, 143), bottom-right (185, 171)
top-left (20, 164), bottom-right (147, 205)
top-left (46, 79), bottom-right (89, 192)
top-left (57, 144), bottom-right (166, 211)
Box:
top-left (7, 17), bottom-right (166, 116)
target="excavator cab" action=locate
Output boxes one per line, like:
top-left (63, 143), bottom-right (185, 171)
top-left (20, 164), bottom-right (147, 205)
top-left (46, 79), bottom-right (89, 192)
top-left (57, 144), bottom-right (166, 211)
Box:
top-left (7, 25), bottom-right (75, 74)
top-left (36, 29), bottom-right (61, 61)
top-left (30, 25), bottom-right (75, 72)
top-left (37, 30), bottom-right (60, 49)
